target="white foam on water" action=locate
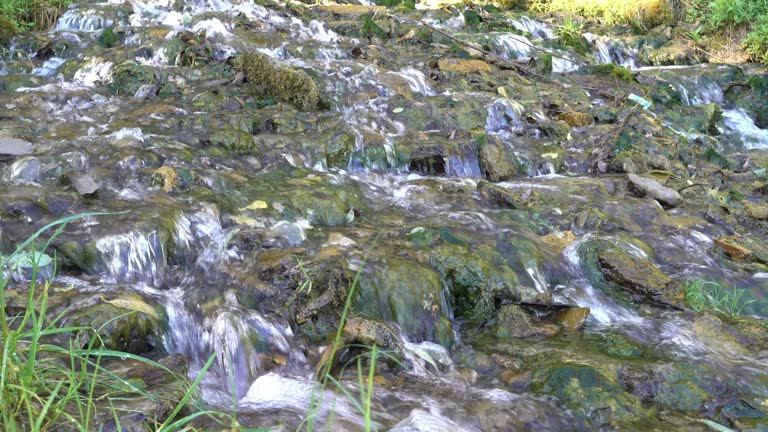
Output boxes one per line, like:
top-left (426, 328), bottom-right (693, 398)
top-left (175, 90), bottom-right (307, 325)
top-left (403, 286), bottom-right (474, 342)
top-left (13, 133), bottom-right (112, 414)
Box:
top-left (73, 58), bottom-right (114, 86)
top-left (388, 68), bottom-right (436, 96)
top-left (722, 108), bottom-right (768, 149)
top-left (510, 16), bottom-right (553, 40)
top-left (32, 57), bottom-right (66, 76)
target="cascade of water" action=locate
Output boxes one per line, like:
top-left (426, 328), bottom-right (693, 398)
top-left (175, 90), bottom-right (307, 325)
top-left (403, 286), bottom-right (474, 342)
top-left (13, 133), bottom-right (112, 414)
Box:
top-left (722, 108), bottom-right (768, 149)
top-left (387, 68), bottom-right (436, 96)
top-left (163, 289), bottom-right (294, 401)
top-left (557, 237), bottom-right (647, 325)
top-left (55, 9), bottom-right (114, 32)
top-left (510, 16), bottom-right (553, 40)
top-left (95, 231), bottom-right (167, 282)
top-left (486, 98), bottom-right (525, 136)
top-left (32, 57), bottom-right (66, 76)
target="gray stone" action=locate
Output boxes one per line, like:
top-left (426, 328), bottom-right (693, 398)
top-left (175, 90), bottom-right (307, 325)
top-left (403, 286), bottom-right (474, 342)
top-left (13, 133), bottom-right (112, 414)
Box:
top-left (627, 173), bottom-right (682, 208)
top-left (0, 137), bottom-right (32, 159)
top-left (66, 171), bottom-right (99, 196)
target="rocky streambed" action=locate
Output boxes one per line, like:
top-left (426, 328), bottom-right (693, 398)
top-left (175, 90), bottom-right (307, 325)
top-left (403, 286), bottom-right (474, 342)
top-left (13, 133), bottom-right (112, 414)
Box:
top-left (1, 0), bottom-right (768, 430)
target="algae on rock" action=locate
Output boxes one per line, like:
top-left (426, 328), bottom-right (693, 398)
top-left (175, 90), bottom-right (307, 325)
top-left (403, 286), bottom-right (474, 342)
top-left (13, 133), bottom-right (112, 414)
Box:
top-left (234, 52), bottom-right (320, 110)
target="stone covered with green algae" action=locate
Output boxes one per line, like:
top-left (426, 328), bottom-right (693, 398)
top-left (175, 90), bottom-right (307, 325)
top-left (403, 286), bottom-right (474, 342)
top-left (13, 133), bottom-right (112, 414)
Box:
top-left (234, 52), bottom-right (320, 111)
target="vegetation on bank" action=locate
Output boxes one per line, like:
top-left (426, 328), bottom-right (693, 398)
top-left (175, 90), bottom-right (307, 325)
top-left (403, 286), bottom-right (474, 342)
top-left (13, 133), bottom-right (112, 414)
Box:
top-left (0, 214), bottom-right (234, 431)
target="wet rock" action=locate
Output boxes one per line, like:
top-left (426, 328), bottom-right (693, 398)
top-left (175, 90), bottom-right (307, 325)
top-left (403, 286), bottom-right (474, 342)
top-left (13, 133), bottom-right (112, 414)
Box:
top-left (0, 137), bottom-right (32, 160)
top-left (66, 293), bottom-right (160, 354)
top-left (494, 304), bottom-right (559, 338)
top-left (532, 364), bottom-right (645, 425)
top-left (109, 61), bottom-right (155, 96)
top-left (597, 249), bottom-right (677, 305)
top-left (428, 243), bottom-right (523, 323)
top-left (356, 257), bottom-right (453, 346)
top-left (595, 332), bottom-right (643, 358)
top-left (234, 52), bottom-right (320, 110)
top-left (756, 104), bottom-right (768, 129)
top-left (557, 111), bottom-right (593, 127)
top-left (627, 173), bottom-right (683, 208)
top-left (477, 134), bottom-right (519, 181)
top-left (540, 230), bottom-right (576, 253)
top-left (638, 39), bottom-right (708, 66)
top-left (477, 181), bottom-right (521, 208)
top-left (580, 239), bottom-right (684, 308)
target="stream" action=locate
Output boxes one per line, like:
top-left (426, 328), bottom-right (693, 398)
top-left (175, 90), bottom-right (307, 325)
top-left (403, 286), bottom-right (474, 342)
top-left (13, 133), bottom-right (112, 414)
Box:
top-left (1, 0), bottom-right (768, 430)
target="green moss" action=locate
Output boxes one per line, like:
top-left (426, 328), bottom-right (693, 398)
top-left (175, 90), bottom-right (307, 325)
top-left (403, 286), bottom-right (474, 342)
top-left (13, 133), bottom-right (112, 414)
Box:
top-left (593, 63), bottom-right (634, 82)
top-left (360, 14), bottom-right (387, 40)
top-left (97, 27), bottom-right (117, 48)
top-left (233, 52), bottom-right (320, 111)
top-left (0, 15), bottom-right (17, 47)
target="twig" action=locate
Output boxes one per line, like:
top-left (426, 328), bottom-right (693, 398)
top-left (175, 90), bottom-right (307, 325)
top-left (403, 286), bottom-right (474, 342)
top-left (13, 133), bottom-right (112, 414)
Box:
top-left (678, 183), bottom-right (708, 193)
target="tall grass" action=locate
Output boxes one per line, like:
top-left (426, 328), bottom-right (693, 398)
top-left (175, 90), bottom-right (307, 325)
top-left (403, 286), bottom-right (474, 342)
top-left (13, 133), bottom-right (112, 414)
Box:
top-left (0, 212), bottom-right (221, 431)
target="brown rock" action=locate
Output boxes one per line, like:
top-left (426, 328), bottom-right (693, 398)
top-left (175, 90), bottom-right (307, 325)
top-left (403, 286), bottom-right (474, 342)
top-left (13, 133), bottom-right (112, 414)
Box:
top-left (557, 111), bottom-right (594, 127)
top-left (437, 59), bottom-right (492, 74)
top-left (540, 231), bottom-right (576, 252)
top-left (555, 307), bottom-right (590, 330)
top-left (714, 236), bottom-right (754, 262)
top-left (745, 202), bottom-right (768, 220)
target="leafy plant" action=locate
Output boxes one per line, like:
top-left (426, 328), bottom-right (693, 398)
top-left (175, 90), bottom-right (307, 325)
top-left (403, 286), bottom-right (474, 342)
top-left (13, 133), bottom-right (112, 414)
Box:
top-left (555, 17), bottom-right (590, 54)
top-left (684, 279), bottom-right (756, 317)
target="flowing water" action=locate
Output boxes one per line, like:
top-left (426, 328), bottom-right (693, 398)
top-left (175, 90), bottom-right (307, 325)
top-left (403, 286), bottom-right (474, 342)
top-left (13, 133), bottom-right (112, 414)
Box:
top-left (1, 0), bottom-right (768, 430)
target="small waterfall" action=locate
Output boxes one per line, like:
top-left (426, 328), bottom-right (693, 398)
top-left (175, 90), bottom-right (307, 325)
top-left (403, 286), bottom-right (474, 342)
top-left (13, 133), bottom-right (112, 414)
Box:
top-left (32, 57), bottom-right (66, 76)
top-left (722, 109), bottom-right (768, 149)
top-left (509, 16), bottom-right (553, 40)
top-left (174, 204), bottom-right (240, 270)
top-left (557, 237), bottom-right (647, 325)
top-left (95, 231), bottom-right (167, 283)
top-left (163, 290), bottom-right (293, 401)
top-left (488, 33), bottom-right (533, 61)
top-left (584, 33), bottom-right (640, 69)
top-left (55, 9), bottom-right (114, 32)
top-left (387, 68), bottom-right (436, 96)
top-left (551, 54), bottom-right (580, 73)
top-left (73, 58), bottom-right (113, 87)
top-left (485, 98), bottom-right (525, 136)
top-left (446, 146), bottom-right (482, 178)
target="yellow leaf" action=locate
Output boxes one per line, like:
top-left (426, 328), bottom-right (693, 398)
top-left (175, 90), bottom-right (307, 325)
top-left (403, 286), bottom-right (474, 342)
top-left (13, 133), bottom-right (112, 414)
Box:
top-left (100, 296), bottom-right (158, 320)
top-left (497, 87), bottom-right (509, 99)
top-left (239, 200), bottom-right (268, 211)
top-left (231, 215), bottom-right (259, 227)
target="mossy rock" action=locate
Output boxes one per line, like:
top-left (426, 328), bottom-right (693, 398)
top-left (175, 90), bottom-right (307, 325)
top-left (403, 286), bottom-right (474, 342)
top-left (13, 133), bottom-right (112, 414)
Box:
top-left (532, 364), bottom-right (646, 426)
top-left (578, 238), bottom-right (684, 308)
top-left (67, 294), bottom-right (161, 354)
top-left (429, 243), bottom-right (520, 323)
top-left (234, 52), bottom-right (320, 111)
top-left (592, 64), bottom-right (634, 82)
top-left (476, 133), bottom-right (521, 181)
top-left (0, 15), bottom-right (18, 47)
top-left (355, 257), bottom-right (453, 346)
top-left (109, 61), bottom-right (155, 96)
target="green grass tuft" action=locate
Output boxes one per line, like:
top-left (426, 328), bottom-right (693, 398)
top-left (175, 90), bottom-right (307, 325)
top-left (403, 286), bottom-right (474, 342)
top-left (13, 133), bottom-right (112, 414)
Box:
top-left (684, 279), bottom-right (756, 317)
